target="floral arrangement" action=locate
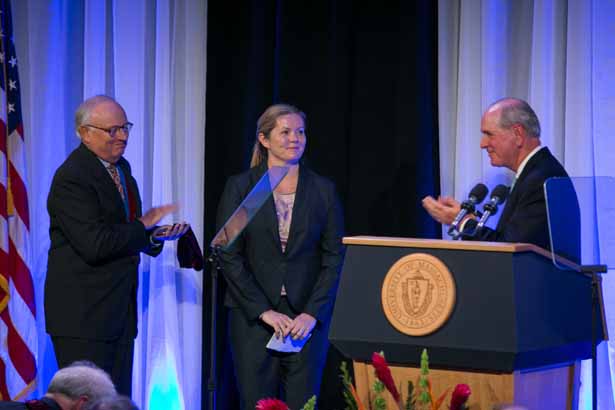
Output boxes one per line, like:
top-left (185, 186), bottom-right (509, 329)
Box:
top-left (256, 398), bottom-right (289, 410)
top-left (254, 349), bottom-right (471, 410)
top-left (341, 349), bottom-right (471, 410)
top-left (255, 395), bottom-right (316, 410)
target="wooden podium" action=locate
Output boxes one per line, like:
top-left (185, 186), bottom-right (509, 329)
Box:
top-left (329, 236), bottom-right (602, 410)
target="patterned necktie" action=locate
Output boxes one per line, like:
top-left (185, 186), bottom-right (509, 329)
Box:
top-left (107, 164), bottom-right (125, 200)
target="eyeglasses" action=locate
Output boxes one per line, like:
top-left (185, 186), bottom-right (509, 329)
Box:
top-left (83, 122), bottom-right (134, 138)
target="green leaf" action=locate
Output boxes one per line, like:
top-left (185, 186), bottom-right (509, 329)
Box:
top-left (374, 396), bottom-right (387, 410)
top-left (373, 379), bottom-right (385, 394)
top-left (300, 395), bottom-right (317, 410)
top-left (419, 391), bottom-right (431, 404)
top-left (418, 348), bottom-right (431, 405)
top-left (405, 380), bottom-right (416, 410)
top-left (420, 349), bottom-right (430, 375)
top-left (339, 361), bottom-right (358, 410)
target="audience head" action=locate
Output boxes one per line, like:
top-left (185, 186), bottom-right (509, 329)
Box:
top-left (89, 395), bottom-right (139, 410)
top-left (251, 103), bottom-right (307, 168)
top-left (45, 361), bottom-right (117, 410)
top-left (493, 405), bottom-right (528, 410)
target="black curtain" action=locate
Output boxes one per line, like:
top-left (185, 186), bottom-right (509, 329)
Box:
top-left (203, 1), bottom-right (439, 409)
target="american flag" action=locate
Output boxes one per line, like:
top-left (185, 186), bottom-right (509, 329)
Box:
top-left (0, 0), bottom-right (37, 400)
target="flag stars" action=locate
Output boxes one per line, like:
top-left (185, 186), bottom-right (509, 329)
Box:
top-left (0, 53), bottom-right (4, 63)
top-left (9, 56), bottom-right (17, 67)
top-left (8, 103), bottom-right (15, 113)
top-left (9, 79), bottom-right (16, 90)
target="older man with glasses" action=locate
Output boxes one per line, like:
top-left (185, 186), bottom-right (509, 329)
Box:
top-left (44, 95), bottom-right (188, 396)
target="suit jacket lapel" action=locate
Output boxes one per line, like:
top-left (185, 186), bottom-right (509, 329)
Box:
top-left (496, 147), bottom-right (547, 232)
top-left (117, 160), bottom-right (138, 221)
top-left (79, 145), bottom-right (125, 211)
top-left (250, 165), bottom-right (283, 251)
top-left (284, 166), bottom-right (307, 254)
top-left (264, 195), bottom-right (282, 251)
top-left (496, 187), bottom-right (518, 232)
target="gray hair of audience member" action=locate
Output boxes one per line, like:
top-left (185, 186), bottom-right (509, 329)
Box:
top-left (74, 95), bottom-right (126, 137)
top-left (47, 360), bottom-right (117, 408)
top-left (89, 395), bottom-right (139, 410)
top-left (492, 404), bottom-right (528, 410)
top-left (491, 97), bottom-right (541, 138)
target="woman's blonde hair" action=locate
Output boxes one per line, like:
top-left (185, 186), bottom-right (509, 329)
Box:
top-left (250, 103), bottom-right (307, 167)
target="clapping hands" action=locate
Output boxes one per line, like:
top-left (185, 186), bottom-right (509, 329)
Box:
top-left (138, 203), bottom-right (190, 241)
top-left (422, 195), bottom-right (461, 225)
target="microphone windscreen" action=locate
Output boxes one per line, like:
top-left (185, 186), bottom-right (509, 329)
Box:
top-left (469, 183), bottom-right (488, 203)
top-left (491, 184), bottom-right (510, 203)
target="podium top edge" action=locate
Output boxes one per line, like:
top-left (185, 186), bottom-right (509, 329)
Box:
top-left (342, 236), bottom-right (580, 270)
top-left (343, 236), bottom-right (530, 251)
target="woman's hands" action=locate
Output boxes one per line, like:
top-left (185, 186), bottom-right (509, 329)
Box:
top-left (287, 313), bottom-right (316, 340)
top-left (260, 310), bottom-right (316, 340)
top-left (260, 310), bottom-right (293, 339)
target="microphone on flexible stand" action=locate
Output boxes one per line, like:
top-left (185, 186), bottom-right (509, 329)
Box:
top-left (448, 183), bottom-right (488, 239)
top-left (475, 184), bottom-right (510, 232)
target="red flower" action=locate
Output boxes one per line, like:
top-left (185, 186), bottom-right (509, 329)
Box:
top-left (371, 352), bottom-right (401, 403)
top-left (449, 383), bottom-right (471, 410)
top-left (255, 398), bottom-right (289, 410)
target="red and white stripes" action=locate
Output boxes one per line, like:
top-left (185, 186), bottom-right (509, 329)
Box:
top-left (0, 1), bottom-right (37, 399)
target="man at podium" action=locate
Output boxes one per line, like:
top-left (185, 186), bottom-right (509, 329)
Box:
top-left (422, 98), bottom-right (570, 251)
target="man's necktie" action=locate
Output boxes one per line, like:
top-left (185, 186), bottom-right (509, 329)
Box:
top-left (107, 164), bottom-right (125, 200)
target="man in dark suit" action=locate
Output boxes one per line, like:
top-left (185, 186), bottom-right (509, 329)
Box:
top-left (423, 98), bottom-right (571, 250)
top-left (45, 95), bottom-right (187, 396)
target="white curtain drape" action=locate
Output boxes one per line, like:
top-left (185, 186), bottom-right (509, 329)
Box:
top-left (12, 1), bottom-right (206, 409)
top-left (438, 0), bottom-right (615, 408)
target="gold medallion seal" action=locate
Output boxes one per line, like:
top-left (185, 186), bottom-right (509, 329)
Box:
top-left (381, 253), bottom-right (456, 336)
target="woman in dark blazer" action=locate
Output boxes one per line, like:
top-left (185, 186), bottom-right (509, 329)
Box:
top-left (216, 104), bottom-right (345, 410)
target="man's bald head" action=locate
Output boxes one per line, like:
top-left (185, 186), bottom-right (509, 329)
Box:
top-left (487, 98), bottom-right (541, 138)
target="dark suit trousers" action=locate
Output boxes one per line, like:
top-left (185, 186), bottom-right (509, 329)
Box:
top-left (229, 297), bottom-right (330, 410)
top-left (51, 337), bottom-right (134, 397)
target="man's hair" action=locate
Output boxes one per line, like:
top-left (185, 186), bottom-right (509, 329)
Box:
top-left (74, 95), bottom-right (122, 137)
top-left (47, 361), bottom-right (117, 409)
top-left (493, 98), bottom-right (541, 138)
top-left (89, 395), bottom-right (139, 410)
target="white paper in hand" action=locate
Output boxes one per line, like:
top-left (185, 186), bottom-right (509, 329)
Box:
top-left (266, 332), bottom-right (312, 353)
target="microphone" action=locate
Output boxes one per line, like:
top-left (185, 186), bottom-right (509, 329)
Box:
top-left (448, 183), bottom-right (488, 238)
top-left (475, 184), bottom-right (510, 231)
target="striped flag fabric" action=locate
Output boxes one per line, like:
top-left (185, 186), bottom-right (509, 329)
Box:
top-left (0, 0), bottom-right (37, 400)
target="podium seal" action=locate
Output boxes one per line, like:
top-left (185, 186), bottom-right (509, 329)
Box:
top-left (381, 253), bottom-right (456, 336)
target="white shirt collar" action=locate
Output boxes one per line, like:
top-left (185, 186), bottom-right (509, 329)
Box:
top-left (98, 157), bottom-right (112, 167)
top-left (515, 145), bottom-right (544, 180)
